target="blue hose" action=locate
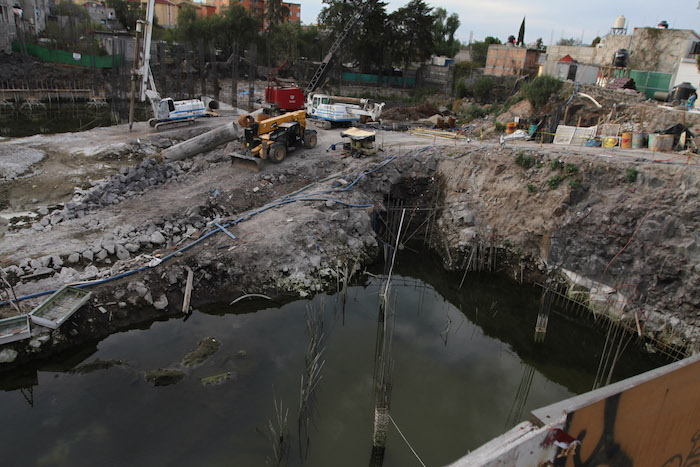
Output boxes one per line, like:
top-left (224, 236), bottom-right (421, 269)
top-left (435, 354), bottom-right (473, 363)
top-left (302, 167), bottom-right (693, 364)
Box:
top-left (1, 154), bottom-right (408, 306)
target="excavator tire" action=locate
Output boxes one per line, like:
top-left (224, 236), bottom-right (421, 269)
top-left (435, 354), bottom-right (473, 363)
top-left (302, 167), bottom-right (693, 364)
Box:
top-left (148, 118), bottom-right (157, 128)
top-left (238, 114), bottom-right (255, 128)
top-left (269, 142), bottom-right (287, 163)
top-left (303, 130), bottom-right (318, 149)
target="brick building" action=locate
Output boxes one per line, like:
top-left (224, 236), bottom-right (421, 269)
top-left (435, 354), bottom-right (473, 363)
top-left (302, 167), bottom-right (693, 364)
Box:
top-left (484, 45), bottom-right (540, 78)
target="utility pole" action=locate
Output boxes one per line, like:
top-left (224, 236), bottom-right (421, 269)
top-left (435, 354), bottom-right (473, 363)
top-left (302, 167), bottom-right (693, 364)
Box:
top-left (248, 43), bottom-right (256, 112)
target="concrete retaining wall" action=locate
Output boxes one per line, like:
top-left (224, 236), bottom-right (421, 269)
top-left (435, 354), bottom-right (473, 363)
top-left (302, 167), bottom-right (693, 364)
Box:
top-left (448, 354), bottom-right (700, 466)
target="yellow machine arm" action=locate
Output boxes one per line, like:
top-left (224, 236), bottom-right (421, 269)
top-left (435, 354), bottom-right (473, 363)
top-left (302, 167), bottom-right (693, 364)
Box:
top-left (255, 110), bottom-right (306, 135)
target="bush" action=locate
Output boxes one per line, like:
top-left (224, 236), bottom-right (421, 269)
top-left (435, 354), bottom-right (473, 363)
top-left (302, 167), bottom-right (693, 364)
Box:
top-left (494, 122), bottom-right (506, 132)
top-left (521, 76), bottom-right (563, 109)
top-left (564, 163), bottom-right (579, 175)
top-left (549, 160), bottom-right (561, 171)
top-left (527, 183), bottom-right (537, 193)
top-left (462, 103), bottom-right (487, 122)
top-left (453, 61), bottom-right (480, 91)
top-left (455, 80), bottom-right (468, 99)
top-left (501, 95), bottom-right (524, 113)
top-left (548, 175), bottom-right (563, 189)
top-left (473, 76), bottom-right (494, 104)
top-left (625, 167), bottom-right (638, 183)
top-left (568, 179), bottom-right (581, 189)
top-left (515, 151), bottom-right (535, 169)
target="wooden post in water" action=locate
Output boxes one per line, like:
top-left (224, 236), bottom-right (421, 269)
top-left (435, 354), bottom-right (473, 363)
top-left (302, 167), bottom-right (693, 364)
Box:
top-left (182, 267), bottom-right (194, 314)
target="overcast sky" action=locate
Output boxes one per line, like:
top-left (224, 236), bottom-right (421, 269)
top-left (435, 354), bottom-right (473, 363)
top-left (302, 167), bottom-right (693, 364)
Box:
top-left (299, 0), bottom-right (700, 46)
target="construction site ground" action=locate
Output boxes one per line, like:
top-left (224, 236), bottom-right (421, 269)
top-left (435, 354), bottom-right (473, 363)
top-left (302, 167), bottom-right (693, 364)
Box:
top-left (0, 115), bottom-right (698, 367)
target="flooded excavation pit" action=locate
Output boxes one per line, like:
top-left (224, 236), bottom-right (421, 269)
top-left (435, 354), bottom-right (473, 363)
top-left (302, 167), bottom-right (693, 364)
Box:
top-left (0, 251), bottom-right (664, 466)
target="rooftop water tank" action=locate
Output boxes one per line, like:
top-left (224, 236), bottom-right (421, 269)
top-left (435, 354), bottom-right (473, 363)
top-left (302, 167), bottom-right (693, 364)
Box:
top-left (614, 15), bottom-right (626, 29)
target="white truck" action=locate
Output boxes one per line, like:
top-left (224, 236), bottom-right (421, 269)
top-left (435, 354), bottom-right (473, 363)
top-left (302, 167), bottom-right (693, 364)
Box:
top-left (306, 94), bottom-right (384, 129)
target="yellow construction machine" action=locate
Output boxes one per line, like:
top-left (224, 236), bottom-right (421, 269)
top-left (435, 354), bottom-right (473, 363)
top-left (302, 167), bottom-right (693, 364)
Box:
top-left (239, 110), bottom-right (318, 163)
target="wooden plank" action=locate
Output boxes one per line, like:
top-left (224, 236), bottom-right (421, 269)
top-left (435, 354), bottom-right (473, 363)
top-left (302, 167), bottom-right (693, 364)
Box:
top-left (182, 267), bottom-right (194, 315)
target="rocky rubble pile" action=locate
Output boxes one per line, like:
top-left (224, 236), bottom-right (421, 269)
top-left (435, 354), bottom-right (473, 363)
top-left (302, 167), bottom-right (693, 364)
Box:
top-left (30, 158), bottom-right (193, 232)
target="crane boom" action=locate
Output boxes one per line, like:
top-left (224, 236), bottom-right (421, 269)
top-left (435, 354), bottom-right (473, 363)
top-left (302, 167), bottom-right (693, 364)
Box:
top-left (304, 2), bottom-right (367, 95)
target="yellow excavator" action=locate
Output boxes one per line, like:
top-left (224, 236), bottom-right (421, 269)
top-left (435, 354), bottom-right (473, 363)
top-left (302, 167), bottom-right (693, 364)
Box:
top-left (239, 110), bottom-right (318, 163)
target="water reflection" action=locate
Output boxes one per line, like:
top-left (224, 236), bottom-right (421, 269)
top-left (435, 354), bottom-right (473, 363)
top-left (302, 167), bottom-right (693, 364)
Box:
top-left (0, 252), bottom-right (664, 466)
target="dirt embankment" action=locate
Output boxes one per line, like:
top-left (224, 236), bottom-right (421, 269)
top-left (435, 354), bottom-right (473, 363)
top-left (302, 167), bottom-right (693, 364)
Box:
top-left (436, 146), bottom-right (699, 353)
top-left (0, 123), bottom-right (698, 368)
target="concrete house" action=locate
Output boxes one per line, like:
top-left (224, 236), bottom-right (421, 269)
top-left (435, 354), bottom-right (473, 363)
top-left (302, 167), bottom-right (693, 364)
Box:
top-left (542, 23), bottom-right (700, 95)
top-left (0, 0), bottom-right (17, 53)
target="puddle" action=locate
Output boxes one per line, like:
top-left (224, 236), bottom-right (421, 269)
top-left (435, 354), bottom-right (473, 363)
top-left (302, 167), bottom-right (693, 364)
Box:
top-left (0, 252), bottom-right (664, 466)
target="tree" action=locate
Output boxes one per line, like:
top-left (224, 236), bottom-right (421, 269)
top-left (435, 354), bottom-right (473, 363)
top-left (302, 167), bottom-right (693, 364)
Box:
top-left (391, 0), bottom-right (435, 85)
top-left (106, 0), bottom-right (145, 31)
top-left (354, 0), bottom-right (392, 73)
top-left (557, 37), bottom-right (580, 46)
top-left (433, 7), bottom-right (460, 57)
top-left (591, 36), bottom-right (601, 47)
top-left (470, 36), bottom-right (501, 67)
top-left (517, 17), bottom-right (525, 46)
top-left (534, 37), bottom-right (543, 50)
top-left (177, 3), bottom-right (200, 44)
top-left (265, 0), bottom-right (290, 31)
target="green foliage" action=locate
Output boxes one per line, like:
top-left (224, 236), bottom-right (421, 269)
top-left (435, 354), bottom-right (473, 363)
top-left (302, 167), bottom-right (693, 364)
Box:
top-left (527, 183), bottom-right (537, 193)
top-left (462, 103), bottom-right (486, 122)
top-left (392, 0), bottom-right (435, 70)
top-left (494, 122), bottom-right (506, 132)
top-left (354, 0), bottom-right (390, 73)
top-left (564, 163), bottom-right (579, 175)
top-left (470, 36), bottom-right (501, 66)
top-left (455, 80), bottom-right (468, 98)
top-left (549, 159), bottom-right (561, 171)
top-left (433, 7), bottom-right (460, 57)
top-left (473, 76), bottom-right (494, 104)
top-left (515, 151), bottom-right (535, 169)
top-left (500, 94), bottom-right (524, 113)
top-left (568, 179), bottom-right (581, 189)
top-left (452, 61), bottom-right (479, 92)
top-left (557, 37), bottom-right (580, 46)
top-left (521, 76), bottom-right (563, 109)
top-left (625, 167), bottom-right (639, 183)
top-left (591, 36), bottom-right (601, 47)
top-left (409, 86), bottom-right (439, 103)
top-left (265, 0), bottom-right (290, 31)
top-left (485, 103), bottom-right (501, 114)
top-left (174, 4), bottom-right (260, 57)
top-left (548, 175), bottom-right (563, 189)
top-left (106, 0), bottom-right (145, 31)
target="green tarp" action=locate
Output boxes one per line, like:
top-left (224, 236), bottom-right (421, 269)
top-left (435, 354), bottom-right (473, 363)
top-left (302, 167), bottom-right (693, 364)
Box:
top-left (12, 42), bottom-right (121, 68)
top-left (629, 70), bottom-right (672, 99)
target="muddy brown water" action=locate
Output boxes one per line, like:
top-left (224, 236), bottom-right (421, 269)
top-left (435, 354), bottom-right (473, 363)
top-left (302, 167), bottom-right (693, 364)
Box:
top-left (0, 252), bottom-right (664, 466)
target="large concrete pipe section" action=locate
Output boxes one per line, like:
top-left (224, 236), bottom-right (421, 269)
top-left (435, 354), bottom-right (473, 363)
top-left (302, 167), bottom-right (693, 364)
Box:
top-left (161, 122), bottom-right (239, 162)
